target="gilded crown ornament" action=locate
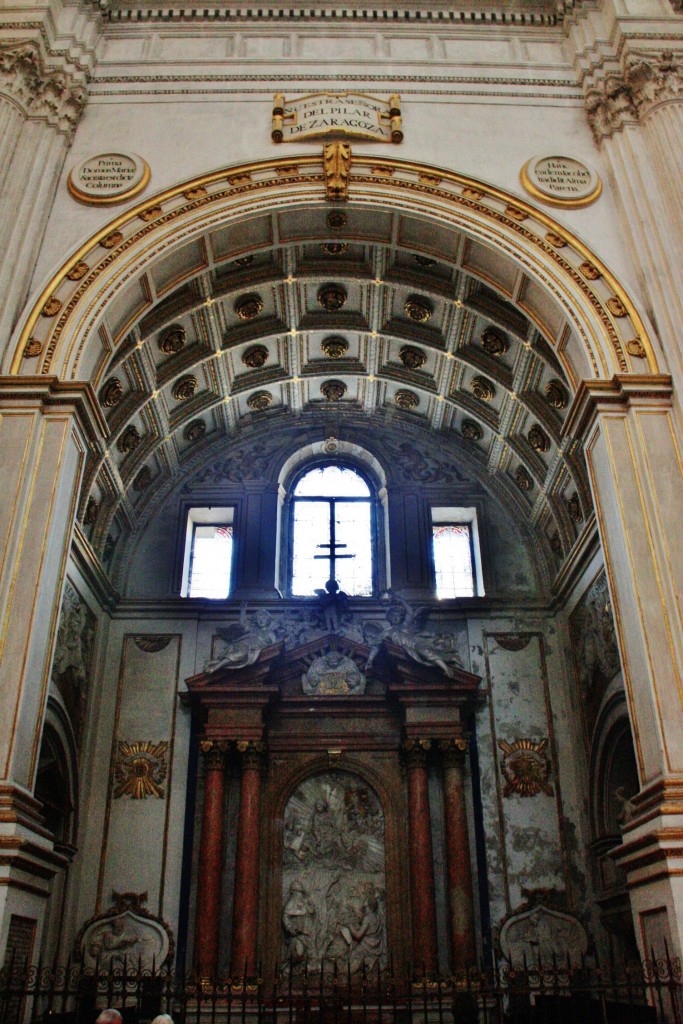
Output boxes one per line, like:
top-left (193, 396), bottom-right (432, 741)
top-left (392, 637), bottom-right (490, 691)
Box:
top-left (481, 327), bottom-right (509, 357)
top-left (118, 425), bottom-right (141, 454)
top-left (133, 466), bottom-right (153, 491)
top-left (399, 346), bottom-right (427, 370)
top-left (528, 424), bottom-right (550, 453)
top-left (184, 419), bottom-right (206, 442)
top-left (242, 344), bottom-right (269, 368)
top-left (545, 379), bottom-right (568, 410)
top-left (318, 283), bottom-right (348, 311)
top-left (234, 293), bottom-right (264, 320)
top-left (394, 389), bottom-right (420, 410)
top-left (461, 419), bottom-right (483, 442)
top-left (322, 336), bottom-right (349, 359)
top-left (158, 324), bottom-right (186, 354)
top-left (321, 379), bottom-right (347, 402)
top-left (247, 391), bottom-right (273, 411)
top-left (100, 378), bottom-right (124, 408)
top-left (404, 295), bottom-right (433, 323)
top-left (172, 375), bottom-right (198, 402)
top-left (471, 376), bottom-right (495, 402)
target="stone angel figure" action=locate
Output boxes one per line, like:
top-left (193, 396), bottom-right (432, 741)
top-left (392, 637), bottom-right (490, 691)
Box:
top-left (363, 594), bottom-right (464, 678)
top-left (203, 602), bottom-right (280, 673)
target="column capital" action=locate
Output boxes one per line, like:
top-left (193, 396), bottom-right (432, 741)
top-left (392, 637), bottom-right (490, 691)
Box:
top-left (200, 739), bottom-right (229, 770)
top-left (583, 49), bottom-right (683, 143)
top-left (439, 737), bottom-right (469, 769)
top-left (0, 40), bottom-right (87, 140)
top-left (236, 739), bottom-right (265, 770)
top-left (401, 738), bottom-right (432, 769)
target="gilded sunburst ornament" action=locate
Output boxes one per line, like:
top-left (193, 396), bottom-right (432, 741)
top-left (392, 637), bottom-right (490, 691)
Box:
top-left (114, 741), bottom-right (169, 800)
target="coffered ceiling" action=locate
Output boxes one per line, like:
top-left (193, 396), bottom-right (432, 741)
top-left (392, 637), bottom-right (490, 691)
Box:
top-left (82, 203), bottom-right (592, 580)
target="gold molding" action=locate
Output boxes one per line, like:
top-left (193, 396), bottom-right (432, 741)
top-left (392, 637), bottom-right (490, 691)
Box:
top-left (10, 154), bottom-right (659, 384)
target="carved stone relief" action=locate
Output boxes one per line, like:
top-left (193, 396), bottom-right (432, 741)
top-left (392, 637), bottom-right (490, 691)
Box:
top-left (282, 771), bottom-right (386, 972)
top-left (302, 650), bottom-right (366, 696)
top-left (78, 892), bottom-right (172, 970)
top-left (500, 903), bottom-right (588, 966)
top-left (363, 597), bottom-right (465, 678)
top-left (51, 582), bottom-right (95, 748)
top-left (0, 41), bottom-right (87, 138)
top-left (569, 570), bottom-right (621, 740)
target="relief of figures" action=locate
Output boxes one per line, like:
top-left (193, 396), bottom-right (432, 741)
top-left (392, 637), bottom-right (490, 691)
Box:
top-left (281, 771), bottom-right (386, 973)
top-left (364, 595), bottom-right (464, 678)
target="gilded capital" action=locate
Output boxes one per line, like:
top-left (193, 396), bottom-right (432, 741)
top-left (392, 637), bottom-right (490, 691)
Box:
top-left (200, 739), bottom-right (228, 770)
top-left (401, 737), bottom-right (432, 769)
top-left (0, 41), bottom-right (87, 139)
top-left (236, 740), bottom-right (265, 770)
top-left (439, 737), bottom-right (469, 769)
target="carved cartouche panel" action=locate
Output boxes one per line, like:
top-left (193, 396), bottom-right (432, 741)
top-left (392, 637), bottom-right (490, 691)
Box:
top-left (282, 771), bottom-right (386, 973)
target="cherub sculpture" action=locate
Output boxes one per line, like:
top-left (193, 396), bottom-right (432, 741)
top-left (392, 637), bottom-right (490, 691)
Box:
top-left (204, 602), bottom-right (280, 673)
top-left (363, 594), bottom-right (464, 678)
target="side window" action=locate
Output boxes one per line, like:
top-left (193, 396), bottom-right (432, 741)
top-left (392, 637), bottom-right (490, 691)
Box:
top-left (181, 507), bottom-right (234, 599)
top-left (431, 506), bottom-right (483, 598)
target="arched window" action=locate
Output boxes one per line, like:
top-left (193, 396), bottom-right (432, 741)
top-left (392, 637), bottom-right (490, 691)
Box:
top-left (290, 464), bottom-right (375, 596)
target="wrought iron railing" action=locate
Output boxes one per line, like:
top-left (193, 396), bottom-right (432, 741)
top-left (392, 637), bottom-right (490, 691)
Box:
top-left (1, 953), bottom-right (681, 1024)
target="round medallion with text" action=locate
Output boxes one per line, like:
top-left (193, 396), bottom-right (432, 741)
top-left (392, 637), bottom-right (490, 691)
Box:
top-left (68, 153), bottom-right (150, 205)
top-left (521, 155), bottom-right (601, 208)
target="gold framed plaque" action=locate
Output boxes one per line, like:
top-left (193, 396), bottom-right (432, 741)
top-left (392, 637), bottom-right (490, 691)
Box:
top-left (520, 155), bottom-right (602, 208)
top-left (272, 92), bottom-right (402, 144)
top-left (68, 152), bottom-right (151, 206)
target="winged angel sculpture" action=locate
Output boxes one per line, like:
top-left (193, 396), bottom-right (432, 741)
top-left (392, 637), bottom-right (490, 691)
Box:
top-left (363, 594), bottom-right (464, 678)
top-left (204, 602), bottom-right (281, 673)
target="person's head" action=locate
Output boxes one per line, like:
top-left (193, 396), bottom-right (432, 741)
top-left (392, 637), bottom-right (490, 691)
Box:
top-left (387, 604), bottom-right (406, 625)
top-left (150, 1016), bottom-right (174, 1024)
top-left (254, 610), bottom-right (271, 628)
top-left (95, 1010), bottom-right (123, 1024)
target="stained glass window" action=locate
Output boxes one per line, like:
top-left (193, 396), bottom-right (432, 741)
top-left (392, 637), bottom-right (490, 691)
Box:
top-left (432, 523), bottom-right (475, 598)
top-left (291, 465), bottom-right (373, 596)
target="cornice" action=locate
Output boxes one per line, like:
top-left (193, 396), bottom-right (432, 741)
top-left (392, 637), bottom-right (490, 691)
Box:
top-left (0, 38), bottom-right (88, 139)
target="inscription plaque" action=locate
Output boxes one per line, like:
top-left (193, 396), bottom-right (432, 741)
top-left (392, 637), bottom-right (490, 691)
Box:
top-left (273, 92), bottom-right (402, 144)
top-left (521, 154), bottom-right (601, 208)
top-left (68, 152), bottom-right (150, 205)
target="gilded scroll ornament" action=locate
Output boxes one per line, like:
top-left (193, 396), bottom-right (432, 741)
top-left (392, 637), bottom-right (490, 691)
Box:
top-left (498, 738), bottom-right (554, 797)
top-left (544, 379), bottom-right (568, 410)
top-left (42, 296), bottom-right (62, 317)
top-left (321, 379), bottom-right (347, 402)
top-left (158, 324), bottom-right (186, 354)
top-left (235, 293), bottom-right (264, 320)
top-left (504, 205), bottom-right (527, 222)
top-left (23, 338), bottom-right (42, 358)
top-left (172, 375), bottom-right (198, 401)
top-left (101, 231), bottom-right (124, 249)
top-left (184, 186), bottom-right (207, 200)
top-left (139, 205), bottom-right (163, 223)
top-left (626, 337), bottom-right (647, 358)
top-left (399, 346), bottom-right (427, 370)
top-left (403, 295), bottom-right (433, 323)
top-left (242, 344), bottom-right (269, 368)
top-left (118, 424), bottom-right (141, 454)
top-left (528, 424), bottom-right (550, 453)
top-left (579, 261), bottom-right (601, 280)
top-left (481, 327), bottom-right (509, 357)
top-left (322, 336), bottom-right (349, 358)
top-left (323, 142), bottom-right (351, 201)
top-left (67, 261), bottom-right (89, 281)
top-left (248, 391), bottom-right (273, 411)
top-left (607, 296), bottom-right (628, 317)
top-left (545, 232), bottom-right (567, 248)
top-left (471, 376), bottom-right (495, 402)
top-left (113, 740), bottom-right (169, 799)
top-left (318, 283), bottom-right (348, 311)
top-left (461, 419), bottom-right (483, 442)
top-left (184, 419), bottom-right (206, 442)
top-left (394, 389), bottom-right (420, 410)
top-left (100, 378), bottom-right (123, 408)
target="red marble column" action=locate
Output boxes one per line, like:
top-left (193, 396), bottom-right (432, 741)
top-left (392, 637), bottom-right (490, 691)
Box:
top-left (231, 741), bottom-right (264, 976)
top-left (441, 739), bottom-right (477, 970)
top-left (195, 740), bottom-right (228, 977)
top-left (404, 739), bottom-right (439, 974)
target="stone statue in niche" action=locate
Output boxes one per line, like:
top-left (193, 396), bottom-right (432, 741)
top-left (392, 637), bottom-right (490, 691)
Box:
top-left (282, 771), bottom-right (386, 972)
top-left (302, 649), bottom-right (366, 696)
top-left (204, 602), bottom-right (281, 673)
top-left (363, 595), bottom-right (464, 677)
top-left (499, 904), bottom-right (588, 967)
top-left (570, 571), bottom-right (621, 738)
top-left (51, 581), bottom-right (95, 747)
